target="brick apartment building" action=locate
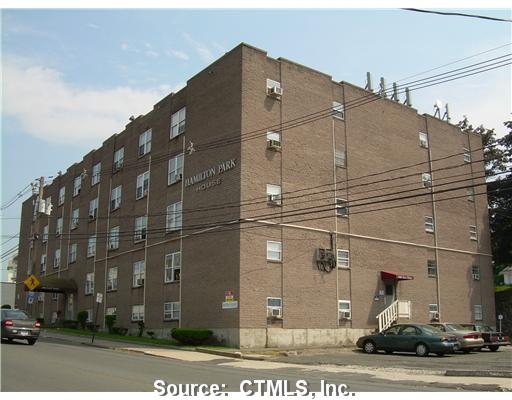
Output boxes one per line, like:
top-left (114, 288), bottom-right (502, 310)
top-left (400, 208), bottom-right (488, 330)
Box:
top-left (15, 43), bottom-right (494, 348)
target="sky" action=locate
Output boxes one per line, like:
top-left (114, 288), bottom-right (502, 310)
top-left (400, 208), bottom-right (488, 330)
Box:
top-left (1, 6), bottom-right (511, 281)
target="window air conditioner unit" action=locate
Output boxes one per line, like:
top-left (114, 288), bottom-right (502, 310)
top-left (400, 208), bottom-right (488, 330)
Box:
top-left (267, 86), bottom-right (283, 97)
top-left (137, 278), bottom-right (145, 286)
top-left (420, 140), bottom-right (428, 148)
top-left (339, 311), bottom-right (351, 320)
top-left (267, 139), bottom-right (282, 151)
top-left (178, 123), bottom-right (186, 134)
top-left (429, 312), bottom-right (440, 321)
top-left (89, 214), bottom-right (95, 220)
top-left (113, 161), bottom-right (123, 172)
top-left (267, 194), bottom-right (281, 205)
top-left (176, 173), bottom-right (183, 182)
top-left (472, 274), bottom-right (480, 281)
top-left (267, 308), bottom-right (282, 318)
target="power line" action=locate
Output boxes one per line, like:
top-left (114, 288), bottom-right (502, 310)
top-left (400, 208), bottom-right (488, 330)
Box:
top-left (402, 8), bottom-right (512, 23)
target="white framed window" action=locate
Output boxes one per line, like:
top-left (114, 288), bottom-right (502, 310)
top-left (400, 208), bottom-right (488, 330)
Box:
top-left (85, 309), bottom-right (92, 323)
top-left (336, 249), bottom-right (350, 268)
top-left (267, 184), bottom-right (282, 206)
top-left (427, 260), bottom-right (437, 277)
top-left (467, 187), bottom-right (475, 202)
top-left (422, 172), bottom-right (432, 188)
top-left (170, 107), bottom-right (186, 138)
top-left (40, 254), bottom-right (47, 274)
top-left (463, 148), bottom-right (471, 163)
top-left (108, 226), bottom-right (120, 250)
top-left (267, 241), bottom-right (282, 262)
top-left (58, 186), bottom-right (65, 205)
top-left (87, 235), bottom-right (96, 258)
top-left (166, 201), bottom-right (182, 232)
top-left (332, 101), bottom-right (345, 120)
top-left (266, 79), bottom-right (282, 98)
top-left (168, 154), bottom-right (184, 185)
top-left (71, 208), bottom-right (79, 229)
top-left (37, 292), bottom-right (44, 303)
top-left (136, 171), bottom-right (150, 200)
top-left (131, 304), bottom-right (144, 321)
top-left (113, 147), bottom-right (124, 171)
top-left (138, 128), bottom-right (152, 156)
top-left (134, 216), bottom-right (147, 242)
top-left (69, 243), bottom-right (77, 263)
top-left (107, 267), bottom-right (118, 291)
top-left (54, 248), bottom-right (61, 269)
top-left (338, 300), bottom-right (351, 320)
top-left (73, 175), bottom-right (82, 196)
top-left (85, 272), bottom-right (94, 295)
top-left (45, 196), bottom-right (52, 215)
top-left (106, 307), bottom-right (117, 316)
top-left (419, 132), bottom-right (429, 148)
top-left (52, 292), bottom-right (59, 301)
top-left (335, 149), bottom-right (346, 168)
top-left (91, 162), bottom-right (101, 185)
top-left (266, 297), bottom-right (282, 318)
top-left (133, 260), bottom-right (145, 287)
top-left (472, 265), bottom-right (480, 281)
top-left (470, 225), bottom-right (478, 241)
top-left (335, 198), bottom-right (349, 217)
top-left (266, 131), bottom-right (281, 150)
top-left (165, 252), bottom-right (181, 283)
top-left (42, 225), bottom-right (49, 242)
top-left (474, 305), bottom-right (483, 321)
top-left (429, 304), bottom-right (439, 321)
top-left (56, 217), bottom-right (63, 236)
top-left (89, 197), bottom-right (98, 220)
top-left (111, 185), bottom-right (122, 211)
top-left (424, 216), bottom-right (434, 233)
top-left (164, 302), bottom-right (180, 320)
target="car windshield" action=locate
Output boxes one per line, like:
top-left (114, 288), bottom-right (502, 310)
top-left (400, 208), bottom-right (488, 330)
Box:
top-left (445, 323), bottom-right (465, 331)
top-left (2, 310), bottom-right (30, 320)
top-left (479, 325), bottom-right (494, 332)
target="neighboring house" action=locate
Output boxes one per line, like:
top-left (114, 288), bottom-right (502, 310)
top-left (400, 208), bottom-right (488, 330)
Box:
top-left (500, 267), bottom-right (512, 285)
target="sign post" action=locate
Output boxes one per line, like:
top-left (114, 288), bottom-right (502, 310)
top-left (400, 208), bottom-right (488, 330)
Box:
top-left (91, 293), bottom-right (103, 344)
top-left (498, 314), bottom-right (503, 333)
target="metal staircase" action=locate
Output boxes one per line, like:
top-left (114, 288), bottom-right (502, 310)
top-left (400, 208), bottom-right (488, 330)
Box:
top-left (377, 300), bottom-right (411, 332)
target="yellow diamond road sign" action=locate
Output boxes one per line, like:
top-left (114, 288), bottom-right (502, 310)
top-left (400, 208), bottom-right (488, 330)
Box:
top-left (24, 275), bottom-right (40, 291)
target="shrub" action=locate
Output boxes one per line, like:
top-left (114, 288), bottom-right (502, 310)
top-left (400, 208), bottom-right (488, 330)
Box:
top-left (171, 328), bottom-right (213, 345)
top-left (105, 315), bottom-right (116, 334)
top-left (77, 311), bottom-right (88, 330)
top-left (112, 327), bottom-right (128, 336)
top-left (137, 320), bottom-right (145, 337)
top-left (63, 320), bottom-right (79, 329)
top-left (147, 331), bottom-right (155, 339)
top-left (1, 304), bottom-right (12, 309)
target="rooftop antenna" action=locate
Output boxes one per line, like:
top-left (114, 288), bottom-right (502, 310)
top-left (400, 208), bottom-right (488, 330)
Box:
top-left (391, 82), bottom-right (399, 102)
top-left (442, 103), bottom-right (451, 123)
top-left (365, 72), bottom-right (373, 92)
top-left (129, 115), bottom-right (135, 121)
top-left (434, 99), bottom-right (443, 118)
top-left (379, 77), bottom-right (387, 98)
top-left (404, 88), bottom-right (412, 107)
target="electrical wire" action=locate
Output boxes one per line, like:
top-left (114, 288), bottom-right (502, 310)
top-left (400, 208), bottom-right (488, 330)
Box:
top-left (402, 8), bottom-right (512, 23)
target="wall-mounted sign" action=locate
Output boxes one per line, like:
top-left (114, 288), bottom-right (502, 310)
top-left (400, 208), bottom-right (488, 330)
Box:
top-left (222, 301), bottom-right (238, 309)
top-left (185, 159), bottom-right (237, 192)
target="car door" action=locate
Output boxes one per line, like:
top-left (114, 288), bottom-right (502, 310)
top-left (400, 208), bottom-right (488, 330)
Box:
top-left (397, 325), bottom-right (420, 352)
top-left (378, 325), bottom-right (402, 351)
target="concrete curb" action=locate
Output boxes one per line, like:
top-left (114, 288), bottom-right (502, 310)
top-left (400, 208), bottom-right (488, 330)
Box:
top-left (445, 370), bottom-right (512, 378)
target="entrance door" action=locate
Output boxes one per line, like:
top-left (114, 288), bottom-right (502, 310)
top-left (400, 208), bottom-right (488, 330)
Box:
top-left (384, 283), bottom-right (395, 306)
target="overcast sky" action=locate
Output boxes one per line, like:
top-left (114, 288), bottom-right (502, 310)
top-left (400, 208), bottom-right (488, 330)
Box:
top-left (1, 6), bottom-right (511, 280)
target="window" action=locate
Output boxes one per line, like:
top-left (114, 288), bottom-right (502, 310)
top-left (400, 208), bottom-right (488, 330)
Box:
top-left (335, 149), bottom-right (346, 168)
top-left (113, 147), bottom-right (124, 171)
top-left (138, 129), bottom-right (152, 156)
top-left (266, 297), bottom-right (282, 318)
top-left (85, 309), bottom-right (92, 323)
top-left (266, 131), bottom-right (281, 150)
top-left (108, 226), bottom-right (120, 250)
top-left (170, 107), bottom-right (186, 138)
top-left (427, 260), bottom-right (437, 277)
top-left (134, 216), bottom-right (147, 242)
top-left (467, 187), bottom-right (475, 202)
top-left (91, 162), bottom-right (101, 185)
top-left (168, 154), bottom-right (184, 185)
top-left (131, 305), bottom-right (144, 321)
top-left (58, 187), bottom-right (65, 205)
top-left (332, 101), bottom-right (345, 120)
top-left (106, 307), bottom-right (117, 316)
top-left (338, 300), bottom-right (351, 320)
top-left (472, 265), bottom-right (480, 281)
top-left (107, 267), bottom-right (118, 291)
top-left (133, 260), bottom-right (145, 287)
top-left (470, 225), bottom-right (478, 241)
top-left (87, 235), bottom-right (96, 258)
top-left (73, 175), bottom-right (82, 196)
top-left (136, 171), bottom-right (150, 200)
top-left (56, 217), bottom-right (63, 236)
top-left (267, 241), bottom-right (282, 262)
top-left (54, 249), bottom-right (61, 269)
top-left (463, 148), bottom-right (471, 163)
top-left (266, 184), bottom-right (282, 205)
top-left (336, 249), bottom-right (350, 268)
top-left (422, 173), bottom-right (432, 188)
top-left (165, 252), bottom-right (181, 283)
top-left (69, 243), bottom-right (77, 263)
top-left (419, 132), bottom-right (429, 148)
top-left (424, 216), bottom-right (434, 233)
top-left (45, 196), bottom-right (52, 215)
top-left (52, 293), bottom-right (59, 301)
top-left (164, 302), bottom-right (180, 320)
top-left (71, 208), bottom-right (79, 229)
top-left (40, 254), bottom-right (47, 274)
top-left (85, 272), bottom-right (94, 295)
top-left (429, 304), bottom-right (439, 321)
top-left (111, 185), bottom-right (122, 211)
top-left (89, 197), bottom-right (98, 220)
top-left (166, 202), bottom-right (182, 232)
top-left (336, 198), bottom-right (349, 217)
top-left (37, 293), bottom-right (44, 303)
top-left (474, 304), bottom-right (483, 321)
top-left (42, 225), bottom-right (49, 242)
top-left (266, 79), bottom-right (282, 98)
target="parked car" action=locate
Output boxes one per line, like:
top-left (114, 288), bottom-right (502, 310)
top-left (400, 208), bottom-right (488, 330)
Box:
top-left (356, 323), bottom-right (459, 357)
top-left (1, 309), bottom-right (41, 345)
top-left (459, 323), bottom-right (511, 351)
top-left (428, 323), bottom-right (484, 353)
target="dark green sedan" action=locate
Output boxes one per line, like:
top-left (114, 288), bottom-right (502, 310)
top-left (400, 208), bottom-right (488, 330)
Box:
top-left (356, 323), bottom-right (459, 357)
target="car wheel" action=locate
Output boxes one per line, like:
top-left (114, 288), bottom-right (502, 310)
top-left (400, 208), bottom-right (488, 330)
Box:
top-left (27, 339), bottom-right (36, 346)
top-left (489, 345), bottom-right (499, 352)
top-left (462, 348), bottom-right (471, 354)
top-left (363, 340), bottom-right (377, 354)
top-left (415, 343), bottom-right (429, 357)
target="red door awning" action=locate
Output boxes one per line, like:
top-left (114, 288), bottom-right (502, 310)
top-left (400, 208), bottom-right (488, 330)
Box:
top-left (381, 271), bottom-right (414, 281)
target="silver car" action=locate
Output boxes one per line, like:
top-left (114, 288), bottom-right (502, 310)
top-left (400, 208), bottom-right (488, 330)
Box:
top-left (1, 309), bottom-right (41, 345)
top-left (429, 323), bottom-right (484, 352)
